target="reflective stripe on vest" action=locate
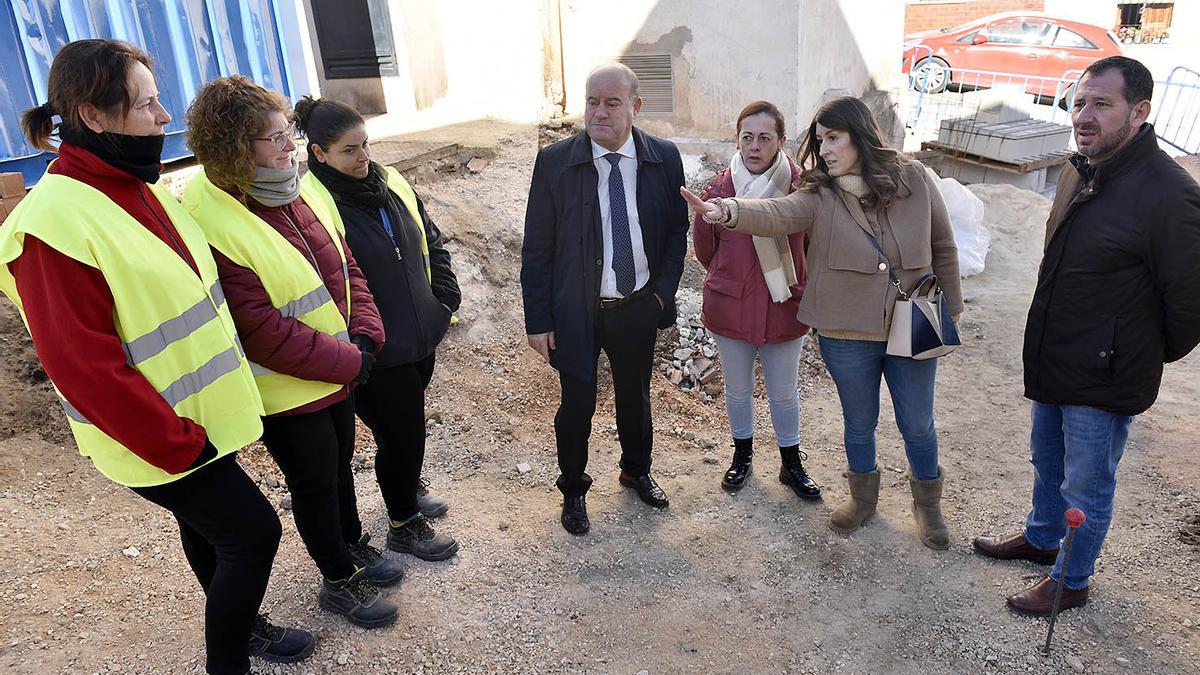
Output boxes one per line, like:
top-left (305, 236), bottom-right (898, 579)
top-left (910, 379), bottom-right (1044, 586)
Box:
top-left (0, 172), bottom-right (265, 488)
top-left (182, 170), bottom-right (351, 414)
top-left (123, 280), bottom-right (230, 365)
top-left (63, 343), bottom-right (244, 421)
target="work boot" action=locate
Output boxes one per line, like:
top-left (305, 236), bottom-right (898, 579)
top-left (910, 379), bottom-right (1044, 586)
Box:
top-left (828, 468), bottom-right (881, 533)
top-left (778, 444), bottom-right (821, 500)
top-left (387, 513), bottom-right (460, 561)
top-left (416, 476), bottom-right (449, 518)
top-left (318, 568), bottom-right (398, 629)
top-left (347, 533), bottom-right (406, 587)
top-left (910, 468), bottom-right (950, 550)
top-left (721, 437), bottom-right (753, 491)
top-left (247, 613), bottom-right (316, 664)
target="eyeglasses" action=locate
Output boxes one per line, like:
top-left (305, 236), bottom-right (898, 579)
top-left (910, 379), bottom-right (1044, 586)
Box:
top-left (253, 122), bottom-right (297, 151)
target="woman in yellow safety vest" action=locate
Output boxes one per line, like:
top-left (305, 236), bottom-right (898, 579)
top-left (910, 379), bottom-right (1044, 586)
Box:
top-left (294, 97), bottom-right (462, 562)
top-left (182, 76), bottom-right (401, 629)
top-left (0, 40), bottom-right (313, 673)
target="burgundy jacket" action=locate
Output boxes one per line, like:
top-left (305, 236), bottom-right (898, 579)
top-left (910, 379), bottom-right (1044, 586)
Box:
top-left (9, 143), bottom-right (209, 472)
top-left (213, 196), bottom-right (385, 415)
top-left (692, 161), bottom-right (811, 346)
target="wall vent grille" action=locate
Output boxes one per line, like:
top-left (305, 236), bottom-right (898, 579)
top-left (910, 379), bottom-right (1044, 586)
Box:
top-left (618, 54), bottom-right (674, 114)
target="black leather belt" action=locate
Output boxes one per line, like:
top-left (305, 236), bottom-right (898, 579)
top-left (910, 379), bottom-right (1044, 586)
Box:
top-left (599, 285), bottom-right (652, 310)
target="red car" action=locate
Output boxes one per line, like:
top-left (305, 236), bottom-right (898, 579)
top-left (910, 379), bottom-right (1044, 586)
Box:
top-left (902, 11), bottom-right (1124, 98)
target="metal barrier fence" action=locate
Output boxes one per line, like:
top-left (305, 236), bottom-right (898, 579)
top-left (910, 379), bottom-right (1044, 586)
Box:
top-left (898, 43), bottom-right (1200, 156)
top-left (1153, 67), bottom-right (1200, 155)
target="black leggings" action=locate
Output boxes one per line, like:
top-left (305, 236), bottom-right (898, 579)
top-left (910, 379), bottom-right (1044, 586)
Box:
top-left (132, 454), bottom-right (281, 675)
top-left (261, 397), bottom-right (361, 580)
top-left (354, 355), bottom-right (436, 521)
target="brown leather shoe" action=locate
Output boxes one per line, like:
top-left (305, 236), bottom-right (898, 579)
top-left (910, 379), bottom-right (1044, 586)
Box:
top-left (973, 532), bottom-right (1059, 565)
top-left (1006, 576), bottom-right (1088, 616)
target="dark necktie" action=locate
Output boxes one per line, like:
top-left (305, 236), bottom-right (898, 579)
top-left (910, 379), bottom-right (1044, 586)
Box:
top-left (605, 153), bottom-right (636, 296)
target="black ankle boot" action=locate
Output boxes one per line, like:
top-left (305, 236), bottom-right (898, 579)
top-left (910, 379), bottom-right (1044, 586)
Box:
top-left (722, 437), bottom-right (753, 491)
top-left (778, 444), bottom-right (821, 500)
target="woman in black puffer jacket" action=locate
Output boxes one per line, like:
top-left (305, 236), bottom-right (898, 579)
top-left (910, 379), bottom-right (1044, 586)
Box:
top-left (295, 96), bottom-right (461, 562)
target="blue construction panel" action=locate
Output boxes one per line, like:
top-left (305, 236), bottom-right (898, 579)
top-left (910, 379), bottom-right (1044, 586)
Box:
top-left (0, 0), bottom-right (313, 186)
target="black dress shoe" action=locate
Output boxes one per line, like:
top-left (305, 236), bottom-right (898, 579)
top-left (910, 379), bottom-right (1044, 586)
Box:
top-left (561, 495), bottom-right (590, 535)
top-left (619, 471), bottom-right (669, 508)
top-left (722, 437), bottom-right (753, 491)
top-left (779, 444), bottom-right (822, 500)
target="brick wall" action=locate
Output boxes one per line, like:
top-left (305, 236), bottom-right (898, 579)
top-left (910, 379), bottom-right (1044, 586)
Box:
top-left (904, 0), bottom-right (1045, 35)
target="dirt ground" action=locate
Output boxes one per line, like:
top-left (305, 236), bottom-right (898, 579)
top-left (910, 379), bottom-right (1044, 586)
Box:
top-left (1, 122), bottom-right (1198, 675)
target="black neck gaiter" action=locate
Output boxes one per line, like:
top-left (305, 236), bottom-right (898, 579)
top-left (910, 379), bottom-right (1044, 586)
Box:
top-left (59, 125), bottom-right (165, 184)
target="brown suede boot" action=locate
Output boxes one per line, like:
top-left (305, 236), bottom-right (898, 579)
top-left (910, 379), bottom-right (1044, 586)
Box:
top-left (828, 468), bottom-right (881, 534)
top-left (910, 468), bottom-right (950, 550)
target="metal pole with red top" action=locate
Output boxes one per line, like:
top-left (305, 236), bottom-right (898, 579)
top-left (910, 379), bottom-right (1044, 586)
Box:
top-left (1043, 507), bottom-right (1087, 655)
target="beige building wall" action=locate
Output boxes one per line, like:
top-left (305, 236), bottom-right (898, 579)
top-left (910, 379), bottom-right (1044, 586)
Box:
top-left (559, 0), bottom-right (903, 137)
top-left (795, 0), bottom-right (906, 131)
top-left (302, 0), bottom-right (549, 130)
top-left (557, 0), bottom-right (799, 137)
top-left (300, 0), bottom-right (905, 138)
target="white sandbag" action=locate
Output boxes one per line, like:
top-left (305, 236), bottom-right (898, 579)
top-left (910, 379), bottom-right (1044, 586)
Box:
top-left (937, 176), bottom-right (989, 277)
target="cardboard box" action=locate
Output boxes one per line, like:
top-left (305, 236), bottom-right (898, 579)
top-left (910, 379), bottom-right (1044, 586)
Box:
top-left (1, 194), bottom-right (23, 221)
top-left (0, 172), bottom-right (25, 198)
top-left (0, 200), bottom-right (8, 224)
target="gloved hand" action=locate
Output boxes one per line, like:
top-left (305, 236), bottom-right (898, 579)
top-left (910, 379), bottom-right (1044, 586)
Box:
top-left (356, 350), bottom-right (376, 385)
top-left (350, 335), bottom-right (375, 354)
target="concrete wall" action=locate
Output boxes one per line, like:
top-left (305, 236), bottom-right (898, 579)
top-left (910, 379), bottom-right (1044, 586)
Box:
top-left (298, 0), bottom-right (905, 140)
top-left (557, 0), bottom-right (798, 138)
top-left (558, 0), bottom-right (903, 139)
top-left (904, 0), bottom-right (1045, 35)
top-left (302, 0), bottom-right (548, 130)
top-left (797, 0), bottom-right (906, 141)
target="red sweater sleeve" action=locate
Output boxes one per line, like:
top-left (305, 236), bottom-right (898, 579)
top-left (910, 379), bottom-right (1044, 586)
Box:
top-left (10, 236), bottom-right (206, 473)
top-left (213, 248), bottom-right (361, 385)
top-left (343, 235), bottom-right (386, 350)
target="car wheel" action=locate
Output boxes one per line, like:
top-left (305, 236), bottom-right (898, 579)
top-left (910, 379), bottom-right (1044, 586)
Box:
top-left (911, 57), bottom-right (950, 94)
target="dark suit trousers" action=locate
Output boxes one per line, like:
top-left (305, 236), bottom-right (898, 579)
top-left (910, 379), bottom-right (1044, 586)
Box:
top-left (555, 291), bottom-right (660, 496)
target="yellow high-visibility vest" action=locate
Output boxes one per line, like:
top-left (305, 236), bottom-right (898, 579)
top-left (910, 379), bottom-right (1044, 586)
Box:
top-left (182, 170), bottom-right (354, 415)
top-left (0, 173), bottom-right (264, 487)
top-left (302, 166), bottom-right (456, 323)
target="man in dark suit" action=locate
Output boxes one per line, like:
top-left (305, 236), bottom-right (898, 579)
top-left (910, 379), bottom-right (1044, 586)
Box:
top-left (521, 63), bottom-right (689, 535)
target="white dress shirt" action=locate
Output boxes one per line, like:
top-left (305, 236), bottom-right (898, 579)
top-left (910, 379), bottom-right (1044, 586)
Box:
top-left (592, 135), bottom-right (650, 299)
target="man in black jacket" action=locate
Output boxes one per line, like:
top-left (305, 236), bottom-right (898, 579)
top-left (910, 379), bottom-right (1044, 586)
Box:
top-left (974, 56), bottom-right (1200, 615)
top-left (521, 64), bottom-right (688, 534)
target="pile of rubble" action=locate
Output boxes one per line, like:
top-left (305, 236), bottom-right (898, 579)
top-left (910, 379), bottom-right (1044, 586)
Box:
top-left (657, 290), bottom-right (723, 401)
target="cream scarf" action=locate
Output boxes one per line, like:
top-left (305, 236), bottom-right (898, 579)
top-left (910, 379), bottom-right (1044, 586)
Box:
top-left (730, 150), bottom-right (797, 302)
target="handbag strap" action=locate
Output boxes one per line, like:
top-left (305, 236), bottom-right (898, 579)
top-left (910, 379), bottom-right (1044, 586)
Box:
top-left (841, 191), bottom-right (908, 300)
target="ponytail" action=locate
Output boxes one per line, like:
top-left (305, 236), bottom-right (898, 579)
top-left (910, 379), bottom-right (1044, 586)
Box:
top-left (20, 102), bottom-right (58, 153)
top-left (294, 95), bottom-right (364, 159)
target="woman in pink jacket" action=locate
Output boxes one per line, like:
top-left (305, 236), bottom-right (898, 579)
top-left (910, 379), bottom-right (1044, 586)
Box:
top-left (692, 101), bottom-right (819, 499)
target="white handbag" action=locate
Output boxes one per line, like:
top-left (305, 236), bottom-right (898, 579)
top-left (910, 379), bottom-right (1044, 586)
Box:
top-left (842, 191), bottom-right (960, 360)
top-left (886, 273), bottom-right (961, 360)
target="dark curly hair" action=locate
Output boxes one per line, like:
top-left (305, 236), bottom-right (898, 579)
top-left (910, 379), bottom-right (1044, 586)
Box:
top-left (796, 96), bottom-right (905, 208)
top-left (185, 75), bottom-right (290, 192)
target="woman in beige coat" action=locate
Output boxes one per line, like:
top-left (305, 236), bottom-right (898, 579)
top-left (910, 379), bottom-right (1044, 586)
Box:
top-left (682, 96), bottom-right (963, 549)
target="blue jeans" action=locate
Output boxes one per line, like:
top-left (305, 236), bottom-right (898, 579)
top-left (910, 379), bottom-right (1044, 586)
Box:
top-left (817, 336), bottom-right (940, 480)
top-left (1023, 401), bottom-right (1133, 590)
top-left (712, 334), bottom-right (805, 447)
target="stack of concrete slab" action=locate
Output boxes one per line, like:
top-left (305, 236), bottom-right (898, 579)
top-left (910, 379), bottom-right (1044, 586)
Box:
top-left (922, 87), bottom-right (1073, 193)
